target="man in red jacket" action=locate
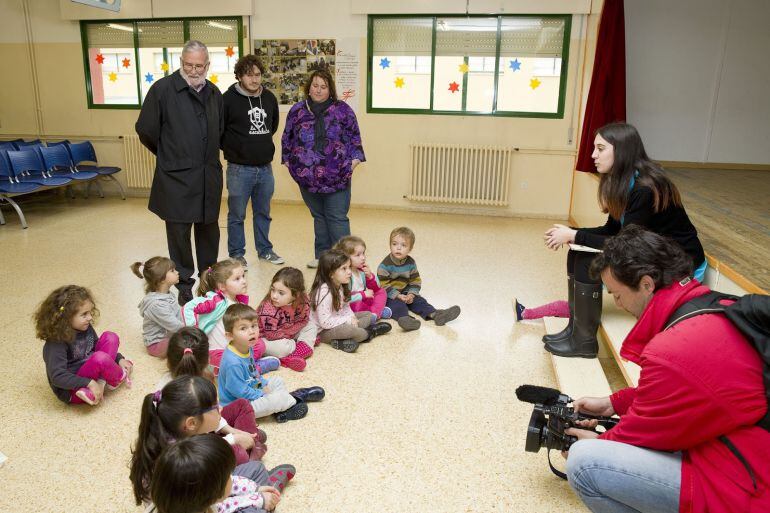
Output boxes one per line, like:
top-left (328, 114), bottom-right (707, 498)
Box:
top-left (564, 225), bottom-right (770, 513)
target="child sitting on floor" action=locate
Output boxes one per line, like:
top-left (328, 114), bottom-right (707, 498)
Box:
top-left (183, 258), bottom-right (274, 374)
top-left (334, 235), bottom-right (392, 321)
top-left (157, 326), bottom-right (268, 463)
top-left (130, 376), bottom-right (294, 510)
top-left (131, 256), bottom-right (183, 358)
top-left (149, 434), bottom-right (283, 513)
top-left (218, 304), bottom-right (326, 423)
top-left (255, 267), bottom-right (317, 372)
top-left (310, 250), bottom-right (392, 353)
top-left (36, 285), bottom-right (133, 406)
top-left (377, 226), bottom-right (461, 331)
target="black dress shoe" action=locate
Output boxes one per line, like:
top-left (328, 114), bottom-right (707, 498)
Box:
top-left (291, 386), bottom-right (325, 403)
top-left (364, 321), bottom-right (392, 341)
top-left (274, 400), bottom-right (308, 423)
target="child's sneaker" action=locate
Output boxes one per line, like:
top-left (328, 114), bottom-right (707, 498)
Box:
top-left (433, 305), bottom-right (461, 326)
top-left (256, 356), bottom-right (280, 374)
top-left (274, 400), bottom-right (308, 423)
top-left (512, 298), bottom-right (526, 322)
top-left (267, 464), bottom-right (296, 491)
top-left (397, 316), bottom-right (421, 331)
top-left (380, 306), bottom-right (393, 319)
top-left (330, 338), bottom-right (359, 353)
top-left (74, 387), bottom-right (98, 405)
top-left (280, 356), bottom-right (307, 372)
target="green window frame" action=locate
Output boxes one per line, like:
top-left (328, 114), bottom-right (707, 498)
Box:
top-left (367, 14), bottom-right (571, 118)
top-left (80, 17), bottom-right (244, 110)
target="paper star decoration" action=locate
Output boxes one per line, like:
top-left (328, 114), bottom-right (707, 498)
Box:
top-left (509, 59), bottom-right (521, 72)
top-left (108, 72), bottom-right (117, 82)
top-left (225, 46), bottom-right (235, 57)
top-left (458, 62), bottom-right (469, 73)
top-left (209, 74), bottom-right (219, 84)
top-left (448, 81), bottom-right (459, 93)
top-left (144, 72), bottom-right (154, 84)
top-left (160, 62), bottom-right (169, 72)
top-left (379, 57), bottom-right (390, 69)
top-left (95, 53), bottom-right (105, 65)
top-left (121, 57), bottom-right (131, 68)
top-left (394, 77), bottom-right (405, 88)
top-left (530, 77), bottom-right (541, 89)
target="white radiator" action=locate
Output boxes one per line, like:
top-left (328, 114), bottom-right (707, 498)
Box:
top-left (408, 144), bottom-right (512, 206)
top-left (123, 134), bottom-right (155, 188)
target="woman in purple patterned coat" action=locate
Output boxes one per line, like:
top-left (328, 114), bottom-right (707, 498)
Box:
top-left (281, 69), bottom-right (365, 268)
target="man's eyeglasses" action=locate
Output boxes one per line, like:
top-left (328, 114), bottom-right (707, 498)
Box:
top-left (182, 61), bottom-right (208, 72)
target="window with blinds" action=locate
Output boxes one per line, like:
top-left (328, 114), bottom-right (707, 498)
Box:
top-left (368, 14), bottom-right (571, 117)
top-left (81, 17), bottom-right (242, 109)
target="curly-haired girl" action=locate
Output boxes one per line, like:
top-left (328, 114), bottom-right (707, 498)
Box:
top-left (35, 285), bottom-right (133, 405)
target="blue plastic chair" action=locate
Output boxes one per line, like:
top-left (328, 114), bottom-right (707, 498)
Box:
top-left (14, 139), bottom-right (43, 150)
top-left (68, 141), bottom-right (125, 199)
top-left (0, 142), bottom-right (17, 152)
top-left (39, 145), bottom-right (101, 198)
top-left (0, 150), bottom-right (41, 229)
top-left (8, 149), bottom-right (73, 187)
top-left (47, 140), bottom-right (71, 147)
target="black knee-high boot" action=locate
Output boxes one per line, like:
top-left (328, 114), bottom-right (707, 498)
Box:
top-left (544, 281), bottom-right (601, 358)
top-left (541, 274), bottom-right (574, 343)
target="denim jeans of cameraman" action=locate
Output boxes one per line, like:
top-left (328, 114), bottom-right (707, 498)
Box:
top-left (567, 439), bottom-right (681, 513)
top-left (227, 163), bottom-right (275, 258)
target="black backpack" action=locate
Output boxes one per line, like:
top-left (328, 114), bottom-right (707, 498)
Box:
top-left (665, 289), bottom-right (770, 431)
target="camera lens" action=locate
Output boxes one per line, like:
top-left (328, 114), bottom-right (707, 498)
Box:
top-left (525, 410), bottom-right (547, 453)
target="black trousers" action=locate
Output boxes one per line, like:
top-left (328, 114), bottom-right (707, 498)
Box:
top-left (567, 249), bottom-right (602, 284)
top-left (165, 221), bottom-right (220, 292)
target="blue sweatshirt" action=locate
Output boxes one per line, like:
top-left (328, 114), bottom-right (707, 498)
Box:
top-left (218, 345), bottom-right (268, 406)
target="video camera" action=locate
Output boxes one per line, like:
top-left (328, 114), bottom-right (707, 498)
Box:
top-left (515, 385), bottom-right (619, 478)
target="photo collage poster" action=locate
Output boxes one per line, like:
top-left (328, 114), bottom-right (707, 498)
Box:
top-left (253, 39), bottom-right (336, 106)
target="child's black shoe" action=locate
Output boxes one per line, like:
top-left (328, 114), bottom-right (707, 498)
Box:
top-left (274, 400), bottom-right (308, 423)
top-left (330, 338), bottom-right (359, 352)
top-left (363, 321), bottom-right (392, 341)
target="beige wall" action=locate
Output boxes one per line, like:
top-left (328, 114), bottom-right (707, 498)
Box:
top-left (0, 0), bottom-right (607, 219)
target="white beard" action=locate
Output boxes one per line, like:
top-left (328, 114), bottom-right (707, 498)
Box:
top-left (180, 68), bottom-right (207, 89)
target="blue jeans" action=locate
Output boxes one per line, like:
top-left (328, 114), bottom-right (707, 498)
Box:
top-left (567, 439), bottom-right (681, 513)
top-left (226, 163), bottom-right (274, 257)
top-left (299, 186), bottom-right (351, 258)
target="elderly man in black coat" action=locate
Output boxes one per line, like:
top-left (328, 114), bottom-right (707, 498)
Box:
top-left (135, 40), bottom-right (224, 305)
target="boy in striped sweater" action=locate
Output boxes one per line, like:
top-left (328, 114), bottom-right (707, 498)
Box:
top-left (377, 226), bottom-right (461, 331)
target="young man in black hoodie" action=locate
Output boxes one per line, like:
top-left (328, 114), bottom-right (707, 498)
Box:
top-left (222, 55), bottom-right (283, 266)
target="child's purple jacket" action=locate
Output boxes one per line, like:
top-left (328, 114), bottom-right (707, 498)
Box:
top-left (281, 100), bottom-right (365, 193)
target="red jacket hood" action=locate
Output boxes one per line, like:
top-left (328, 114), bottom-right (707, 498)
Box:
top-left (620, 278), bottom-right (711, 364)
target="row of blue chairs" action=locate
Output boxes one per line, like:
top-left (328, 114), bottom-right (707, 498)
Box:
top-left (0, 140), bottom-right (124, 229)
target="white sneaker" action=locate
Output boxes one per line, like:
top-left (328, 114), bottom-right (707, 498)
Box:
top-left (307, 259), bottom-right (319, 269)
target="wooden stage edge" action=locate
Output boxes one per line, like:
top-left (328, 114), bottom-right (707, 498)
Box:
top-left (567, 216), bottom-right (767, 295)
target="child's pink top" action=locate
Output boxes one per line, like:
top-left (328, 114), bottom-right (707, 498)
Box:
top-left (310, 283), bottom-right (355, 330)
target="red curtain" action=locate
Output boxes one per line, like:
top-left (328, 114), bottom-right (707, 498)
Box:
top-left (576, 0), bottom-right (626, 172)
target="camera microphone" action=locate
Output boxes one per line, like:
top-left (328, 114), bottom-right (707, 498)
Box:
top-left (515, 385), bottom-right (573, 406)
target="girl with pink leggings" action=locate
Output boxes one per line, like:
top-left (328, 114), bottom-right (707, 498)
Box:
top-left (334, 235), bottom-right (392, 320)
top-left (37, 285), bottom-right (133, 406)
top-left (513, 298), bottom-right (570, 322)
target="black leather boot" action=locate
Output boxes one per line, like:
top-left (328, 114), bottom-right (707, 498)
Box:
top-left (544, 281), bottom-right (601, 358)
top-left (542, 274), bottom-right (574, 343)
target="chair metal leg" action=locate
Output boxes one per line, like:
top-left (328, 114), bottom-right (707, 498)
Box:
top-left (66, 184), bottom-right (76, 199)
top-left (0, 196), bottom-right (28, 229)
top-left (94, 179), bottom-right (105, 198)
top-left (0, 199), bottom-right (6, 225)
top-left (107, 175), bottom-right (126, 200)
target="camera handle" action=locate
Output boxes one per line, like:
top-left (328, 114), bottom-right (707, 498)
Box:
top-left (547, 449), bottom-right (568, 480)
